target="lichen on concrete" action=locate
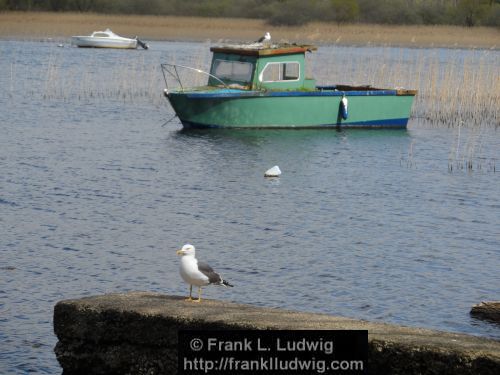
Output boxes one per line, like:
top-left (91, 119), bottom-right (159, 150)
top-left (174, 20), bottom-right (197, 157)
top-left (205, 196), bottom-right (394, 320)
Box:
top-left (471, 301), bottom-right (500, 324)
top-left (53, 291), bottom-right (500, 374)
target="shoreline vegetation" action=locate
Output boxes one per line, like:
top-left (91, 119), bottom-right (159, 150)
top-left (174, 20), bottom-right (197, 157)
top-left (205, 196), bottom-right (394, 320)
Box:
top-left (0, 12), bottom-right (498, 49)
top-left (2, 13), bottom-right (498, 171)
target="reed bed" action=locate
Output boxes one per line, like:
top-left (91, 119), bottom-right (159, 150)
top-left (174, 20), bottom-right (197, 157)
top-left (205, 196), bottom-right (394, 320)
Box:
top-left (313, 47), bottom-right (499, 129)
top-left (5, 42), bottom-right (214, 107)
top-left (5, 42), bottom-right (498, 129)
top-left (3, 40), bottom-right (498, 171)
top-left (6, 50), bottom-right (165, 106)
top-left (321, 47), bottom-right (499, 172)
top-left (1, 12), bottom-right (499, 49)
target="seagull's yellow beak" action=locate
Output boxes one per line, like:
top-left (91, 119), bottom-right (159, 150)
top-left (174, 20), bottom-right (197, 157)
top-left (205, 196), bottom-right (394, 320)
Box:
top-left (176, 249), bottom-right (183, 255)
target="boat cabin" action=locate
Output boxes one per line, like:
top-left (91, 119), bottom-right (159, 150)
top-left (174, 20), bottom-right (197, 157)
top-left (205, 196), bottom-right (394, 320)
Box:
top-left (208, 44), bottom-right (318, 91)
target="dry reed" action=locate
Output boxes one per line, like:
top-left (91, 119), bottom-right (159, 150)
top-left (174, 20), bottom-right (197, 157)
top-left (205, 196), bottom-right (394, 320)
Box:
top-left (310, 46), bottom-right (498, 172)
top-left (6, 42), bottom-right (498, 128)
top-left (3, 30), bottom-right (498, 171)
top-left (0, 12), bottom-right (499, 49)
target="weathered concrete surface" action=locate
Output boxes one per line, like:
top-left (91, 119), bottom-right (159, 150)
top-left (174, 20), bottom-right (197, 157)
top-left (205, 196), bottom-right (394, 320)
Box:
top-left (471, 301), bottom-right (500, 323)
top-left (54, 291), bottom-right (500, 374)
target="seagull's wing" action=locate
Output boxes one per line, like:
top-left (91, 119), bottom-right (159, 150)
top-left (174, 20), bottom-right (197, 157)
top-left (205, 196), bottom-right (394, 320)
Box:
top-left (197, 261), bottom-right (224, 284)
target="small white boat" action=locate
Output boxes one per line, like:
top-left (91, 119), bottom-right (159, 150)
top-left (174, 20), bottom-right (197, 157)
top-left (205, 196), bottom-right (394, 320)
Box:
top-left (71, 29), bottom-right (148, 49)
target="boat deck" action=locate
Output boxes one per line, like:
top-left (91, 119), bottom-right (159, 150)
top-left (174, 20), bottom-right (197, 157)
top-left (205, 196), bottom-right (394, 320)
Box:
top-left (170, 85), bottom-right (417, 98)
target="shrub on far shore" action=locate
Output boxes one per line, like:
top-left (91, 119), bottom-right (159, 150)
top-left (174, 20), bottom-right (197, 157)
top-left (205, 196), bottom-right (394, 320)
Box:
top-left (1, 0), bottom-right (498, 27)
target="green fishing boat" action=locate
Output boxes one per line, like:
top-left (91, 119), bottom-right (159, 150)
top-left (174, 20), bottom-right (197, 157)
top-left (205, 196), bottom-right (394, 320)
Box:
top-left (161, 43), bottom-right (416, 129)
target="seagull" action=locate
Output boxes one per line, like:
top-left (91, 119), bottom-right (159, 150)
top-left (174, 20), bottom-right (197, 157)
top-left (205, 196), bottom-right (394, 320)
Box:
top-left (176, 244), bottom-right (233, 302)
top-left (257, 32), bottom-right (271, 43)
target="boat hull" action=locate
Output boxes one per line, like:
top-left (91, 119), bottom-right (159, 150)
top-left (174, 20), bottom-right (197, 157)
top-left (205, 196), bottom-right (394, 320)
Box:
top-left (71, 36), bottom-right (137, 49)
top-left (166, 89), bottom-right (415, 129)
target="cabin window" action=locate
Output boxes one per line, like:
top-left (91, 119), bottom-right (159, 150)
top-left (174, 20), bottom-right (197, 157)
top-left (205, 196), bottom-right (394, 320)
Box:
top-left (260, 62), bottom-right (300, 82)
top-left (212, 60), bottom-right (253, 83)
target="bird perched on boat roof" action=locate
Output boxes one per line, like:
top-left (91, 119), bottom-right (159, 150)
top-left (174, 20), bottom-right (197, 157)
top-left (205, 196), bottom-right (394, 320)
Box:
top-left (257, 32), bottom-right (271, 43)
top-left (176, 244), bottom-right (233, 302)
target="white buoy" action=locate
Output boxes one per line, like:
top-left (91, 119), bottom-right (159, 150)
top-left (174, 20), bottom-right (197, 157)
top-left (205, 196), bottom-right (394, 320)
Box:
top-left (264, 165), bottom-right (281, 177)
top-left (340, 95), bottom-right (348, 120)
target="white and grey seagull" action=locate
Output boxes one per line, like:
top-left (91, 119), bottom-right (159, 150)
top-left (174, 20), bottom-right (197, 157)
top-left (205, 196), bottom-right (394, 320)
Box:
top-left (176, 244), bottom-right (233, 302)
top-left (257, 32), bottom-right (271, 43)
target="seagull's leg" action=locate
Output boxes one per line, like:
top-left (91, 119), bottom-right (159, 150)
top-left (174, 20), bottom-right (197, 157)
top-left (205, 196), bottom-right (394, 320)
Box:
top-left (185, 285), bottom-right (194, 301)
top-left (193, 286), bottom-right (202, 303)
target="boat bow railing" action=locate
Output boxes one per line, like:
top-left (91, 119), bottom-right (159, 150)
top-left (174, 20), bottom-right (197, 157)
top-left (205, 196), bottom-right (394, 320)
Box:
top-left (161, 63), bottom-right (228, 93)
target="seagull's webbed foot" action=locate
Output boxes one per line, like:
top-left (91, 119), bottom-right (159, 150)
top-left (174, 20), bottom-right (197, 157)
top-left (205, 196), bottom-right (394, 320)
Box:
top-left (193, 287), bottom-right (202, 303)
top-left (183, 286), bottom-right (203, 302)
top-left (184, 285), bottom-right (195, 302)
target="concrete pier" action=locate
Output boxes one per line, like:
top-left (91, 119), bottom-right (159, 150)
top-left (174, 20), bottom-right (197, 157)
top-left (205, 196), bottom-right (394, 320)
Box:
top-left (53, 291), bottom-right (500, 374)
top-left (471, 301), bottom-right (500, 323)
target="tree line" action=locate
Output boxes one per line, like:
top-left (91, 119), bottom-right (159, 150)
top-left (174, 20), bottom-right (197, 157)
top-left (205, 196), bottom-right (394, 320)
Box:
top-left (2, 0), bottom-right (499, 27)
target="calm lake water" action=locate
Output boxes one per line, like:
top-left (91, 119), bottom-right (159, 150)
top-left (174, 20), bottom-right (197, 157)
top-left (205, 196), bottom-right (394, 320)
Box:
top-left (0, 40), bottom-right (499, 373)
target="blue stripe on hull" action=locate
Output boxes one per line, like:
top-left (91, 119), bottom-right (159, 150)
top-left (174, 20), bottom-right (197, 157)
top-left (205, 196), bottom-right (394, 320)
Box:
top-left (183, 90), bottom-right (401, 99)
top-left (180, 118), bottom-right (409, 129)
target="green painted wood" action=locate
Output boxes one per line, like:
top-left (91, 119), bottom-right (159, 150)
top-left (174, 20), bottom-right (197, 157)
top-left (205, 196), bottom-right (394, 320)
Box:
top-left (167, 93), bottom-right (415, 128)
top-left (164, 43), bottom-right (416, 129)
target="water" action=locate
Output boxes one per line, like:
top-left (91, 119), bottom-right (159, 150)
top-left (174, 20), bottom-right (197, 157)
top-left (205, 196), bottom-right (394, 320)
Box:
top-left (0, 40), bottom-right (499, 373)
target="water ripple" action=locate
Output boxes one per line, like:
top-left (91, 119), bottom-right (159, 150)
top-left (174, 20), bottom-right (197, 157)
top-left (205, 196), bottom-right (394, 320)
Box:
top-left (1, 40), bottom-right (499, 375)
